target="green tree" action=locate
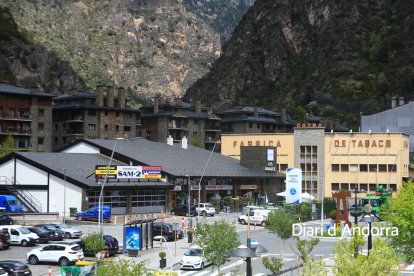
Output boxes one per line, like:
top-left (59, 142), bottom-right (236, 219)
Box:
top-left (191, 134), bottom-right (203, 148)
top-left (95, 259), bottom-right (153, 276)
top-left (333, 237), bottom-right (399, 276)
top-left (262, 256), bottom-right (283, 275)
top-left (83, 231), bottom-right (106, 255)
top-left (0, 135), bottom-right (17, 158)
top-left (195, 220), bottom-right (239, 272)
top-left (265, 209), bottom-right (296, 261)
top-left (382, 180), bottom-right (414, 261)
top-left (301, 258), bottom-right (328, 276)
top-left (294, 237), bottom-right (319, 263)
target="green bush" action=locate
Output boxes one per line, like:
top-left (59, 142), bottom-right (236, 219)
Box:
top-left (83, 231), bottom-right (106, 254)
top-left (159, 251), bottom-right (166, 259)
top-left (262, 256), bottom-right (283, 274)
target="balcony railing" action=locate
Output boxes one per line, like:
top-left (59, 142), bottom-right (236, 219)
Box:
top-left (204, 125), bottom-right (221, 131)
top-left (220, 127), bottom-right (234, 133)
top-left (0, 113), bottom-right (32, 121)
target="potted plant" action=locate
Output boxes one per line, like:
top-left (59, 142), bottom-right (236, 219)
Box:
top-left (159, 251), bottom-right (167, 269)
top-left (187, 230), bottom-right (194, 243)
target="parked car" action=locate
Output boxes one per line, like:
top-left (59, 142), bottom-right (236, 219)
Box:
top-left (75, 205), bottom-right (111, 222)
top-left (2, 225), bottom-right (38, 246)
top-left (0, 195), bottom-right (24, 213)
top-left (171, 205), bottom-right (198, 217)
top-left (27, 227), bottom-right (51, 243)
top-left (180, 246), bottom-right (210, 270)
top-left (195, 203), bottom-right (216, 217)
top-left (33, 224), bottom-right (65, 241)
top-left (45, 223), bottom-right (82, 239)
top-left (0, 213), bottom-right (13, 225)
top-left (0, 260), bottom-right (32, 276)
top-left (238, 209), bottom-right (272, 226)
top-left (27, 243), bottom-right (84, 266)
top-left (152, 222), bottom-right (184, 241)
top-left (0, 229), bottom-right (10, 250)
top-left (75, 235), bottom-right (120, 257)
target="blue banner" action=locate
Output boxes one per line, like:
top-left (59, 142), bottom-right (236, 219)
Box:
top-left (125, 227), bottom-right (141, 250)
top-left (286, 168), bottom-right (302, 204)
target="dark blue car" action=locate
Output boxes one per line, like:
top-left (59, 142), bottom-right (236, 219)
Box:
top-left (0, 214), bottom-right (13, 225)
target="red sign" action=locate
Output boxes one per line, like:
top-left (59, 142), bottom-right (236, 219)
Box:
top-left (296, 123), bottom-right (323, 128)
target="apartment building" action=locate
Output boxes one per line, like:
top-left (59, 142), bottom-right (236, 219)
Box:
top-left (0, 84), bottom-right (53, 152)
top-left (52, 86), bottom-right (141, 150)
top-left (140, 98), bottom-right (221, 151)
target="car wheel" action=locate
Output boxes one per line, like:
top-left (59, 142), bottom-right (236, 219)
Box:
top-left (59, 257), bottom-right (70, 266)
top-left (240, 219), bottom-right (246, 225)
top-left (28, 255), bottom-right (39, 265)
top-left (202, 211), bottom-right (207, 217)
top-left (261, 221), bottom-right (267, 227)
top-left (9, 220), bottom-right (13, 225)
top-left (79, 216), bottom-right (84, 221)
top-left (21, 240), bottom-right (28, 247)
top-left (200, 262), bottom-right (205, 270)
top-left (65, 232), bottom-right (71, 239)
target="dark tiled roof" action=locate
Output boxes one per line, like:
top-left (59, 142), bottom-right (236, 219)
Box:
top-left (221, 116), bottom-right (278, 124)
top-left (53, 92), bottom-right (95, 100)
top-left (0, 84), bottom-right (53, 97)
top-left (81, 138), bottom-right (283, 179)
top-left (217, 107), bottom-right (279, 116)
top-left (141, 111), bottom-right (212, 119)
top-left (15, 152), bottom-right (164, 188)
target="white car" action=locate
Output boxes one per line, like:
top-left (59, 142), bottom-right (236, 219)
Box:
top-left (0, 267), bottom-right (7, 276)
top-left (196, 203), bottom-right (215, 216)
top-left (27, 243), bottom-right (84, 266)
top-left (46, 223), bottom-right (82, 239)
top-left (180, 246), bottom-right (210, 270)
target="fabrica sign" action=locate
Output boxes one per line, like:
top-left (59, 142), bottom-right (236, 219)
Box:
top-left (285, 168), bottom-right (302, 204)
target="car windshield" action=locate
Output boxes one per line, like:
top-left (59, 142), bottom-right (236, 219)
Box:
top-left (205, 204), bottom-right (213, 208)
top-left (45, 225), bottom-right (57, 231)
top-left (57, 224), bottom-right (71, 229)
top-left (71, 246), bottom-right (82, 251)
top-left (185, 248), bottom-right (203, 256)
top-left (18, 227), bottom-right (31, 234)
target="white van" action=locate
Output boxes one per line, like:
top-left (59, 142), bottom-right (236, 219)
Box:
top-left (238, 209), bottom-right (273, 226)
top-left (2, 225), bottom-right (39, 246)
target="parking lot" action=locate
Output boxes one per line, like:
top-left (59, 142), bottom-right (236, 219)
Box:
top-left (0, 212), bottom-right (241, 276)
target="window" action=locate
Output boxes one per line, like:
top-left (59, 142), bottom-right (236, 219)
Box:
top-left (249, 123), bottom-right (253, 128)
top-left (350, 183), bottom-right (357, 190)
top-left (63, 137), bottom-right (67, 143)
top-left (124, 126), bottom-right (131, 132)
top-left (332, 164), bottom-right (340, 172)
top-left (379, 164), bottom-right (387, 172)
top-left (38, 138), bottom-right (44, 145)
top-left (389, 184), bottom-right (397, 191)
top-left (54, 137), bottom-right (58, 145)
top-left (360, 184), bottom-right (368, 192)
top-left (38, 123), bottom-right (44, 131)
top-left (359, 164), bottom-right (368, 172)
top-left (54, 124), bottom-right (58, 131)
top-left (369, 184), bottom-right (377, 191)
top-left (340, 164), bottom-right (349, 172)
top-left (331, 183), bottom-right (339, 191)
top-left (280, 164), bottom-right (288, 172)
top-left (257, 123), bottom-right (260, 129)
top-left (88, 124), bottom-right (96, 130)
top-left (116, 125), bottom-right (120, 131)
top-left (369, 164), bottom-right (377, 172)
top-left (125, 113), bottom-right (131, 119)
top-left (105, 124), bottom-right (108, 130)
top-left (341, 183), bottom-right (349, 190)
top-left (38, 109), bottom-right (45, 116)
top-left (116, 112), bottom-right (119, 117)
top-left (350, 164), bottom-right (358, 172)
top-left (105, 111), bottom-right (108, 116)
top-left (388, 164), bottom-right (397, 172)
top-left (193, 119), bottom-right (198, 125)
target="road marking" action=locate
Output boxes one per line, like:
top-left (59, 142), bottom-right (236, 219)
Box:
top-left (315, 254), bottom-right (325, 257)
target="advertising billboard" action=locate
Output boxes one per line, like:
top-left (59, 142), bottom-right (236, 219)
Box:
top-left (95, 165), bottom-right (163, 180)
top-left (286, 168), bottom-right (302, 204)
top-left (95, 165), bottom-right (117, 179)
top-left (125, 226), bottom-right (141, 250)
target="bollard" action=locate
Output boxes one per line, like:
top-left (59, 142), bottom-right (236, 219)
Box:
top-left (124, 215), bottom-right (128, 224)
top-left (114, 216), bottom-right (117, 225)
top-left (181, 217), bottom-right (185, 228)
top-left (254, 222), bottom-right (256, 230)
top-left (48, 265), bottom-right (51, 276)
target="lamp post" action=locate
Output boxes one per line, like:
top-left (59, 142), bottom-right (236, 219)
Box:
top-left (98, 139), bottom-right (118, 233)
top-left (197, 140), bottom-right (220, 219)
top-left (359, 205), bottom-right (379, 256)
top-left (350, 189), bottom-right (364, 226)
top-left (186, 175), bottom-right (191, 229)
top-left (63, 168), bottom-right (66, 224)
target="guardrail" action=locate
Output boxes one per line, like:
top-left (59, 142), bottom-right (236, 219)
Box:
top-left (6, 212), bottom-right (60, 226)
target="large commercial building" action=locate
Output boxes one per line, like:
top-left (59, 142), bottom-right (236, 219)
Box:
top-left (221, 126), bottom-right (410, 199)
top-left (0, 84), bottom-right (53, 152)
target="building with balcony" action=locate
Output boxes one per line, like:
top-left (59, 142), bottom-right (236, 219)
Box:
top-left (140, 98), bottom-right (221, 151)
top-left (0, 84), bottom-right (53, 152)
top-left (52, 86), bottom-right (141, 150)
top-left (216, 107), bottom-right (296, 134)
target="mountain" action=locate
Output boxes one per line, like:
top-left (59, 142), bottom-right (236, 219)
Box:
top-left (185, 0), bottom-right (414, 130)
top-left (1, 0), bottom-right (252, 100)
top-left (0, 6), bottom-right (85, 92)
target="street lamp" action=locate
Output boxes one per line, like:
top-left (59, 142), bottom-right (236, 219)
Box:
top-left (350, 189), bottom-right (364, 226)
top-left (359, 205), bottom-right (379, 256)
top-left (63, 168), bottom-right (66, 224)
top-left (98, 139), bottom-right (119, 233)
top-left (197, 140), bottom-right (220, 219)
top-left (186, 175), bottom-right (191, 229)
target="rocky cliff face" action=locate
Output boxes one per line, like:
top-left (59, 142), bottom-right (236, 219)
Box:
top-left (0, 7), bottom-right (85, 93)
top-left (186, 0), bottom-right (414, 129)
top-left (1, 0), bottom-right (251, 99)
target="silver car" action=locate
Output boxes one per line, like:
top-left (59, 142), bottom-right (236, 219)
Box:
top-left (46, 223), bottom-right (82, 239)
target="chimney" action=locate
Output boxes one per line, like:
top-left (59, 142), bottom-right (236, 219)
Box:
top-left (167, 135), bottom-right (173, 145)
top-left (118, 87), bottom-right (126, 108)
top-left (154, 96), bottom-right (160, 114)
top-left (181, 136), bottom-right (187, 149)
top-left (31, 85), bottom-right (41, 94)
top-left (107, 86), bottom-right (114, 108)
top-left (253, 107), bottom-right (258, 117)
top-left (96, 86), bottom-right (104, 106)
top-left (391, 96), bottom-right (397, 108)
top-left (175, 97), bottom-right (182, 106)
top-left (281, 108), bottom-right (287, 122)
top-left (399, 96), bottom-right (405, 106)
top-left (195, 99), bottom-right (201, 113)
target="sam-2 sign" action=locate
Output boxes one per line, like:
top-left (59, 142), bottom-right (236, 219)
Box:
top-left (95, 165), bottom-right (162, 179)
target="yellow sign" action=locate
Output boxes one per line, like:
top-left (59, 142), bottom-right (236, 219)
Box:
top-left (154, 271), bottom-right (179, 276)
top-left (95, 170), bottom-right (117, 175)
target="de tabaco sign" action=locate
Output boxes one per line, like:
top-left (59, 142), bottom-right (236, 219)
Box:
top-left (95, 165), bottom-right (162, 180)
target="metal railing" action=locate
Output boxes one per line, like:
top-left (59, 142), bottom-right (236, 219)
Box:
top-left (0, 176), bottom-right (42, 212)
